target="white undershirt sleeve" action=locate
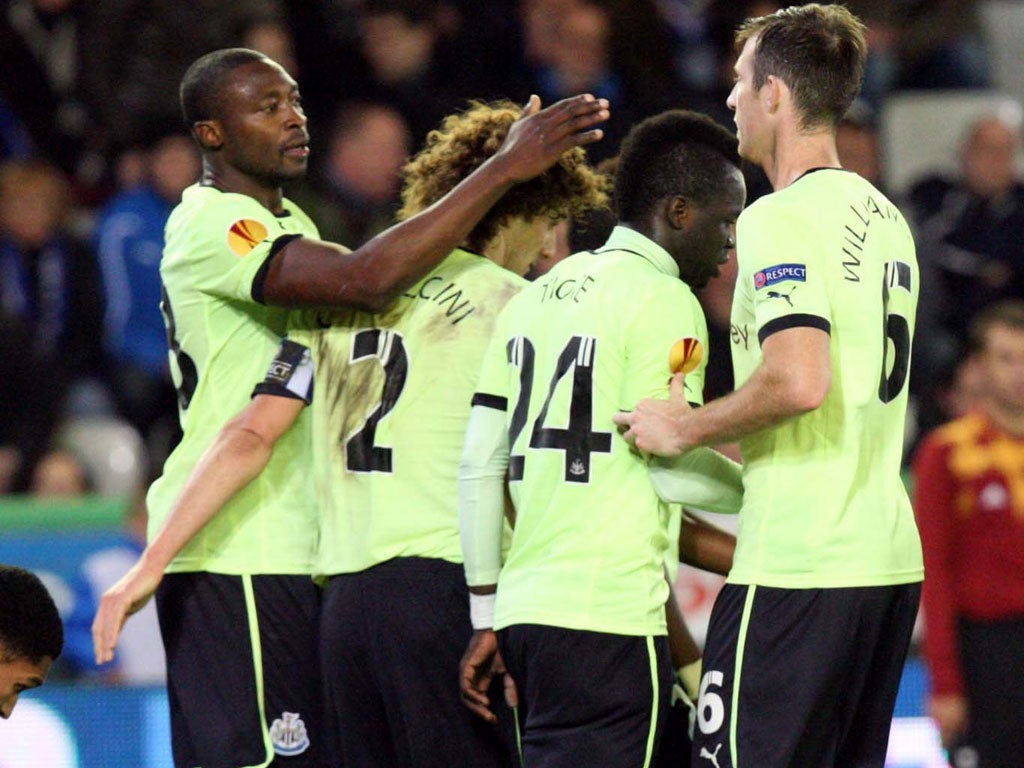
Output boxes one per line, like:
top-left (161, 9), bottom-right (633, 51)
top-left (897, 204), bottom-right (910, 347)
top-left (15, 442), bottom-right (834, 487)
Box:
top-left (648, 447), bottom-right (744, 514)
top-left (459, 403), bottom-right (510, 587)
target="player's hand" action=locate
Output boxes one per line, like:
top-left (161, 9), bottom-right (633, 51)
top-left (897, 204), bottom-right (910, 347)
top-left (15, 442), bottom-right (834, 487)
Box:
top-left (492, 94), bottom-right (610, 183)
top-left (459, 629), bottom-right (515, 723)
top-left (928, 693), bottom-right (968, 748)
top-left (613, 373), bottom-right (694, 456)
top-left (92, 559), bottom-right (163, 665)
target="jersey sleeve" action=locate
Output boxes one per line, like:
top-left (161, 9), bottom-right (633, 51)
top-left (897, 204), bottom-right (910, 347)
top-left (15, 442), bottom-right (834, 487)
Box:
top-left (737, 202), bottom-right (832, 345)
top-left (185, 195), bottom-right (302, 303)
top-left (621, 278), bottom-right (708, 409)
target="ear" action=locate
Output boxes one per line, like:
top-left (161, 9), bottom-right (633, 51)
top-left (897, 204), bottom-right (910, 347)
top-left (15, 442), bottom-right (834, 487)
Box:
top-left (665, 196), bottom-right (688, 230)
top-left (193, 121), bottom-right (224, 151)
top-left (763, 75), bottom-right (784, 115)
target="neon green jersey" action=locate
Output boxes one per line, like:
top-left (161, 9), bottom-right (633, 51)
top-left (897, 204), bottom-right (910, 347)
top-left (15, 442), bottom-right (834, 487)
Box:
top-left (473, 227), bottom-right (709, 636)
top-left (728, 169), bottom-right (923, 588)
top-left (288, 249), bottom-right (525, 576)
top-left (147, 184), bottom-right (320, 574)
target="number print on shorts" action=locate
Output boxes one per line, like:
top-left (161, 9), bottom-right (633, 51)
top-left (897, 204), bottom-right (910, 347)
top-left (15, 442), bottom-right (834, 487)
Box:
top-left (697, 670), bottom-right (726, 735)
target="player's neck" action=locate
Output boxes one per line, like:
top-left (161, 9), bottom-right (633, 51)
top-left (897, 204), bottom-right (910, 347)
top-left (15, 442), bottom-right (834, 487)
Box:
top-left (764, 124), bottom-right (841, 191)
top-left (200, 163), bottom-right (286, 215)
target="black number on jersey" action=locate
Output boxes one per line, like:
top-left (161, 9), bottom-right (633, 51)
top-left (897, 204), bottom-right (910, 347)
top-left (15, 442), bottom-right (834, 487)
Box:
top-left (506, 336), bottom-right (535, 481)
top-left (160, 283), bottom-right (198, 411)
top-left (878, 260), bottom-right (913, 403)
top-left (506, 335), bottom-right (612, 483)
top-left (345, 329), bottom-right (409, 473)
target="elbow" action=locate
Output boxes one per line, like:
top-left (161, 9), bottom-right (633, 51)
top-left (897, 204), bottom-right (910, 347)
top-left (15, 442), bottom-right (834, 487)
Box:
top-left (783, 370), bottom-right (830, 414)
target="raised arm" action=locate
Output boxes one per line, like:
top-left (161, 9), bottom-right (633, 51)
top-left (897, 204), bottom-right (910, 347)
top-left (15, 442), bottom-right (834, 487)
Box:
top-left (264, 94), bottom-right (610, 312)
top-left (92, 393), bottom-right (304, 665)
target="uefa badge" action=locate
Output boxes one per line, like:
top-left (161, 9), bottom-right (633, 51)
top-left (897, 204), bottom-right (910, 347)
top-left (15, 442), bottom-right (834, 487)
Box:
top-left (270, 711), bottom-right (310, 756)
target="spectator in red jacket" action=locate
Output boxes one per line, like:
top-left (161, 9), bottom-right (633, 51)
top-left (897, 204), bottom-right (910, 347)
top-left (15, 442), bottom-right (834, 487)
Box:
top-left (913, 299), bottom-right (1024, 768)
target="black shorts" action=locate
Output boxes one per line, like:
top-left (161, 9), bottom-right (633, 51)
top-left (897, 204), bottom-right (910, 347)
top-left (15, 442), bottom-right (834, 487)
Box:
top-left (156, 572), bottom-right (326, 768)
top-left (691, 582), bottom-right (921, 768)
top-left (319, 557), bottom-right (512, 768)
top-left (498, 623), bottom-right (672, 768)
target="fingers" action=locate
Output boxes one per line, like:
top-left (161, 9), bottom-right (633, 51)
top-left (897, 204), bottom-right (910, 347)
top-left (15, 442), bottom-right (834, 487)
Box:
top-left (538, 96), bottom-right (609, 149)
top-left (670, 372), bottom-right (686, 400)
top-left (521, 94), bottom-right (541, 117)
top-left (459, 665), bottom-right (497, 723)
top-left (92, 597), bottom-right (126, 665)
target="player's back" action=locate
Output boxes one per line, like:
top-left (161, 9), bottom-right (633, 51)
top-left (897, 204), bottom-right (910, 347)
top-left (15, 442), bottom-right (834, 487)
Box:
top-left (296, 249), bottom-right (525, 577)
top-left (729, 169), bottom-right (922, 588)
top-left (483, 226), bottom-right (708, 636)
top-left (149, 184), bottom-right (320, 574)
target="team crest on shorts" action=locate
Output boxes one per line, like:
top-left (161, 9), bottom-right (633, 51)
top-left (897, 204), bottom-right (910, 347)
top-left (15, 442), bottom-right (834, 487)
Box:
top-left (270, 711), bottom-right (310, 756)
top-left (227, 218), bottom-right (269, 256)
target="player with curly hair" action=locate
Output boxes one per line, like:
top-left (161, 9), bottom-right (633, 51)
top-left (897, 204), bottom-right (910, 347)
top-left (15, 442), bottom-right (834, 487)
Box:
top-left (95, 99), bottom-right (607, 768)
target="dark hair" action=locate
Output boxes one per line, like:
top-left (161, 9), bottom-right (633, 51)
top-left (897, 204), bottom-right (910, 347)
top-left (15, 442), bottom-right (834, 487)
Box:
top-left (180, 48), bottom-right (271, 127)
top-left (398, 100), bottom-right (609, 253)
top-left (0, 565), bottom-right (63, 664)
top-left (967, 300), bottom-right (1024, 354)
top-left (614, 110), bottom-right (740, 223)
top-left (737, 3), bottom-right (867, 129)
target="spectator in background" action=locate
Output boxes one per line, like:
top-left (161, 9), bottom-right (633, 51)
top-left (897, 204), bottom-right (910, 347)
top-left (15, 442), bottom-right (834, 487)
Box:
top-left (849, 0), bottom-right (989, 101)
top-left (836, 99), bottom-right (883, 190)
top-left (354, 0), bottom-right (466, 144)
top-left (692, 0), bottom-right (778, 203)
top-left (913, 300), bottom-right (1024, 768)
top-left (518, 0), bottom-right (685, 161)
top-left (0, 564), bottom-right (64, 719)
top-left (908, 111), bottom-right (1024, 396)
top-left (287, 102), bottom-right (411, 247)
top-left (0, 0), bottom-right (100, 191)
top-left (78, 0), bottom-right (283, 169)
top-left (0, 160), bottom-right (104, 414)
top-left (29, 449), bottom-right (90, 498)
top-left (94, 132), bottom-right (199, 469)
top-left (0, 315), bottom-right (62, 494)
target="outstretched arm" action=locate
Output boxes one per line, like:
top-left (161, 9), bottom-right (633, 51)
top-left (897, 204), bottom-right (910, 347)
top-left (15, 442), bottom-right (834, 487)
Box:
top-left (264, 94), bottom-right (610, 312)
top-left (92, 394), bottom-right (304, 665)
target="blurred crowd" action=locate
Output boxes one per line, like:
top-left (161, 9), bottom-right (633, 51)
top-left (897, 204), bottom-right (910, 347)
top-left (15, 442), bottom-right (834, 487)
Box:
top-left (0, 0), bottom-right (1019, 500)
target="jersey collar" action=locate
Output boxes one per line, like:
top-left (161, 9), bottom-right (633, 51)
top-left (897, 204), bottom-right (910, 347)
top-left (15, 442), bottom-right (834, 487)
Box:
top-left (597, 226), bottom-right (679, 279)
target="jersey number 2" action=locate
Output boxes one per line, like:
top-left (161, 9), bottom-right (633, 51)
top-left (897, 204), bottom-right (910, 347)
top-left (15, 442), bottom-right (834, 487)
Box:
top-left (345, 329), bottom-right (409, 473)
top-left (506, 335), bottom-right (612, 483)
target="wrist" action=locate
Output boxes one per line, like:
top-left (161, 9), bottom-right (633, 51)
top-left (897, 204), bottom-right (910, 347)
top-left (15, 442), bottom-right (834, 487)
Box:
top-left (469, 592), bottom-right (497, 630)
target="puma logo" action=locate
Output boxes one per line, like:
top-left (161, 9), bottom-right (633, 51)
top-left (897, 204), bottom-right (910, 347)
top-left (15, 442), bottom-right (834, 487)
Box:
top-left (700, 743), bottom-right (723, 768)
top-left (765, 284), bottom-right (797, 306)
